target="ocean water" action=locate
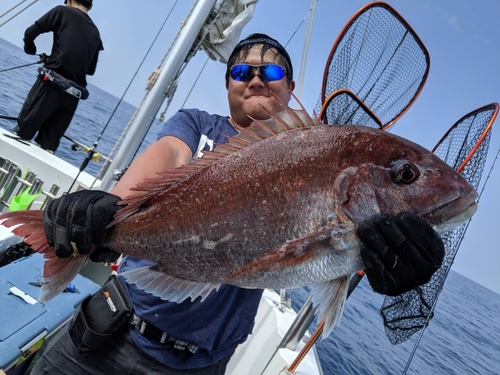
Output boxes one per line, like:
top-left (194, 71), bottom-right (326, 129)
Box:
top-left (0, 37), bottom-right (162, 178)
top-left (1, 37), bottom-right (500, 375)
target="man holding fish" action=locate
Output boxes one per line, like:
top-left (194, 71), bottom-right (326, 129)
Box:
top-left (9, 34), bottom-right (452, 374)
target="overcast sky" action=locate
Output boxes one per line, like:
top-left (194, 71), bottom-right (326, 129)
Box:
top-left (1, 0), bottom-right (499, 295)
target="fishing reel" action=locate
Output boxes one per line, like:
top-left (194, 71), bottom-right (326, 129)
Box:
top-left (70, 143), bottom-right (103, 163)
top-left (39, 53), bottom-right (49, 64)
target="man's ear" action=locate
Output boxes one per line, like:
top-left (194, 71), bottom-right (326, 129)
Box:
top-left (288, 80), bottom-right (296, 92)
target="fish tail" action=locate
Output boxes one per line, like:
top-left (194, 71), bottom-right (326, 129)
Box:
top-left (0, 210), bottom-right (89, 301)
top-left (0, 210), bottom-right (48, 251)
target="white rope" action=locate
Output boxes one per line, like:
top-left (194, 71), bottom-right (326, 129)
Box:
top-left (0, 0), bottom-right (38, 27)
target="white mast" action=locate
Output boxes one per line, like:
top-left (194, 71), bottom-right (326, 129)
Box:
top-left (294, 0), bottom-right (317, 105)
top-left (99, 0), bottom-right (218, 191)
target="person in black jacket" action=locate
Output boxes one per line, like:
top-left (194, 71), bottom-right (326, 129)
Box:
top-left (14, 0), bottom-right (103, 152)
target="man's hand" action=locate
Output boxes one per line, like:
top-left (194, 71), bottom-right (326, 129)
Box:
top-left (43, 190), bottom-right (124, 261)
top-left (358, 212), bottom-right (445, 296)
top-left (23, 39), bottom-right (36, 55)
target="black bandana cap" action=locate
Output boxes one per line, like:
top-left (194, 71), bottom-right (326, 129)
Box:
top-left (227, 34), bottom-right (293, 80)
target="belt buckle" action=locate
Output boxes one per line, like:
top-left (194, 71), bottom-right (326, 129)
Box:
top-left (132, 315), bottom-right (169, 344)
top-left (160, 332), bottom-right (168, 344)
top-left (139, 320), bottom-right (147, 335)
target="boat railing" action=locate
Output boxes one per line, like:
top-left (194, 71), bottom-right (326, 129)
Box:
top-left (0, 158), bottom-right (60, 212)
top-left (276, 294), bottom-right (315, 351)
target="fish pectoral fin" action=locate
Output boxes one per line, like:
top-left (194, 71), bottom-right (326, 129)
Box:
top-left (229, 228), bottom-right (333, 280)
top-left (120, 266), bottom-right (221, 303)
top-left (311, 276), bottom-right (350, 339)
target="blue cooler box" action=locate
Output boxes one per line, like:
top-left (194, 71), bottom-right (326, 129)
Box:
top-left (0, 253), bottom-right (100, 371)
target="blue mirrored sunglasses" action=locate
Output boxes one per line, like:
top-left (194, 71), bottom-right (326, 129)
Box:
top-left (230, 64), bottom-right (286, 82)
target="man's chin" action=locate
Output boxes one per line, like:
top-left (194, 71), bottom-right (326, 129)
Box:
top-left (244, 100), bottom-right (280, 119)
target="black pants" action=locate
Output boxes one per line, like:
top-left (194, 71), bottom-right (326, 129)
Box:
top-left (15, 77), bottom-right (79, 152)
top-left (30, 324), bottom-right (230, 375)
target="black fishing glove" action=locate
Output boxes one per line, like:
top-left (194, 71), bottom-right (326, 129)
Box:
top-left (358, 212), bottom-right (445, 296)
top-left (43, 190), bottom-right (124, 262)
top-left (23, 38), bottom-right (36, 55)
top-left (23, 24), bottom-right (40, 55)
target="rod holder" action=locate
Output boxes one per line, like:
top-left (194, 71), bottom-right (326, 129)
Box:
top-left (29, 178), bottom-right (43, 195)
top-left (41, 184), bottom-right (60, 210)
top-left (0, 164), bottom-right (21, 202)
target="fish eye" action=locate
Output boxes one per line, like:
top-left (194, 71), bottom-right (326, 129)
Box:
top-left (395, 163), bottom-right (420, 184)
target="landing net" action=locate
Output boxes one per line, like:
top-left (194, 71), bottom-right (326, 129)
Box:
top-left (316, 2), bottom-right (429, 129)
top-left (380, 103), bottom-right (499, 344)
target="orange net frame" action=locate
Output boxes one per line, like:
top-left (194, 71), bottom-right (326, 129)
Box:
top-left (317, 2), bottom-right (429, 130)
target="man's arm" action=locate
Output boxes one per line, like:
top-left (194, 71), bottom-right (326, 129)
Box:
top-left (111, 135), bottom-right (192, 198)
top-left (42, 135), bottom-right (193, 260)
top-left (23, 23), bottom-right (42, 55)
top-left (87, 40), bottom-right (104, 76)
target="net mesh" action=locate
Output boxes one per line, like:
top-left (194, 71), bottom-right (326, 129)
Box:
top-left (316, 3), bottom-right (428, 128)
top-left (380, 104), bottom-right (497, 344)
top-left (320, 91), bottom-right (382, 129)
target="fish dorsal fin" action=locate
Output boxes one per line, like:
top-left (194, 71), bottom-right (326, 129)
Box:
top-left (231, 93), bottom-right (320, 144)
top-left (109, 164), bottom-right (201, 226)
top-left (197, 99), bottom-right (319, 165)
top-left (120, 265), bottom-right (221, 303)
top-left (111, 94), bottom-right (319, 226)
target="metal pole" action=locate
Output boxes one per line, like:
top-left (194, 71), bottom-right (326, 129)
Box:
top-left (99, 0), bottom-right (218, 192)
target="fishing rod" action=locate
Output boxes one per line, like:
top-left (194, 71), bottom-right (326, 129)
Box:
top-left (0, 54), bottom-right (46, 73)
top-left (0, 113), bottom-right (104, 160)
top-left (0, 0), bottom-right (29, 20)
top-left (0, 114), bottom-right (17, 121)
top-left (0, 60), bottom-right (41, 73)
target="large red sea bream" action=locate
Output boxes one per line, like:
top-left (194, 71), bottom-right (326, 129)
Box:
top-left (0, 101), bottom-right (478, 338)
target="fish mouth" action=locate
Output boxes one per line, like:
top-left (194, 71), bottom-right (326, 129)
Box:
top-left (426, 190), bottom-right (479, 234)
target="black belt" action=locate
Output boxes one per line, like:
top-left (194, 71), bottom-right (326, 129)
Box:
top-left (130, 314), bottom-right (198, 354)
